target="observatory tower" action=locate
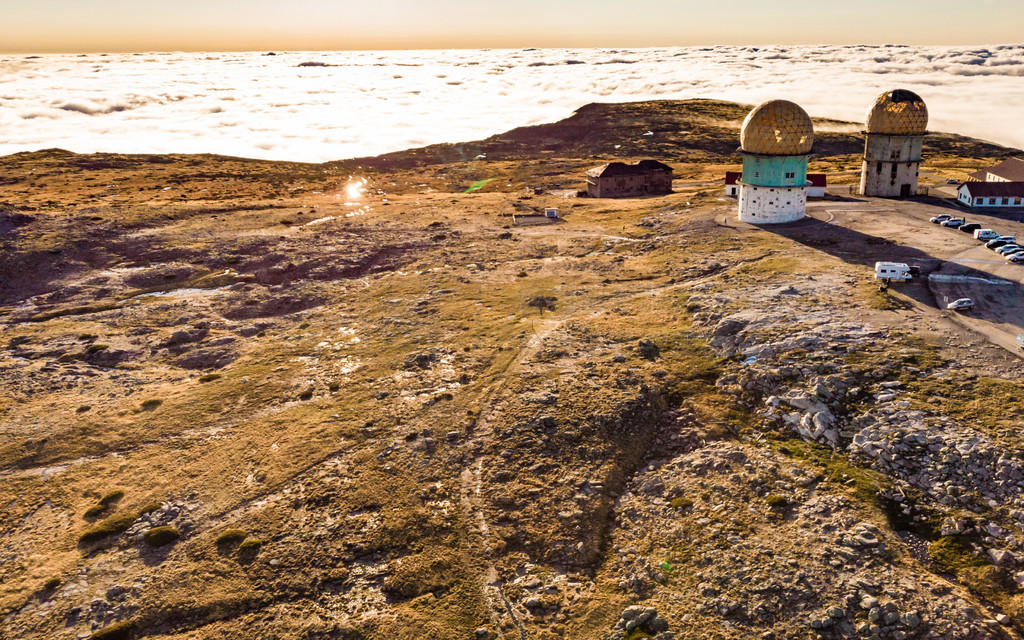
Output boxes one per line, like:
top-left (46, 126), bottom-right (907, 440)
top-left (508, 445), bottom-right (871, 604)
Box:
top-left (738, 100), bottom-right (815, 224)
top-left (860, 90), bottom-right (928, 197)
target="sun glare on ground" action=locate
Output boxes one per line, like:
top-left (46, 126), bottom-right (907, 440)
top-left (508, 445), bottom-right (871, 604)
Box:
top-left (345, 178), bottom-right (367, 201)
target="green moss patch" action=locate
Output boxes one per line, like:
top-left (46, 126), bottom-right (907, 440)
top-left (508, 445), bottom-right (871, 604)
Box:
top-left (138, 501), bottom-right (161, 515)
top-left (143, 526), bottom-right (180, 547)
top-left (88, 620), bottom-right (134, 640)
top-left (238, 538), bottom-right (263, 553)
top-left (765, 495), bottom-right (789, 510)
top-left (929, 536), bottom-right (986, 575)
top-left (79, 512), bottom-right (139, 546)
top-left (139, 399), bottom-right (163, 411)
top-left (215, 529), bottom-right (248, 546)
top-left (670, 497), bottom-right (693, 510)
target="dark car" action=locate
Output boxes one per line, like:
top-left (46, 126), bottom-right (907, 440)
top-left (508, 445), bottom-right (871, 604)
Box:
top-left (987, 238), bottom-right (1012, 249)
top-left (959, 223), bottom-right (982, 233)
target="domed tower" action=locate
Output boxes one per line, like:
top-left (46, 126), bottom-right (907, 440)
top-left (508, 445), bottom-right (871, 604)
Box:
top-left (860, 90), bottom-right (928, 197)
top-left (738, 100), bottom-right (815, 224)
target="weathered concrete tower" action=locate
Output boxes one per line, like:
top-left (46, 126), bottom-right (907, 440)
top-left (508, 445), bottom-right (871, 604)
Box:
top-left (860, 89), bottom-right (928, 197)
top-left (738, 100), bottom-right (815, 224)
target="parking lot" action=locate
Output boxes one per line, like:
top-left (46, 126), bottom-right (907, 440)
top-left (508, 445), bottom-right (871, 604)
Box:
top-left (806, 194), bottom-right (1024, 355)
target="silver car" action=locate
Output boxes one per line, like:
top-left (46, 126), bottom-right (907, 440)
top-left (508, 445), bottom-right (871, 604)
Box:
top-left (947, 298), bottom-right (974, 311)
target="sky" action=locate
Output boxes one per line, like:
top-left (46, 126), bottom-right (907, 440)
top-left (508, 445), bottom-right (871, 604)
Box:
top-left (3, 0), bottom-right (1024, 53)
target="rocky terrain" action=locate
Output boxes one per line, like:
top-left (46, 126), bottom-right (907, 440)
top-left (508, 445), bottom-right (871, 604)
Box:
top-left (2, 99), bottom-right (1024, 640)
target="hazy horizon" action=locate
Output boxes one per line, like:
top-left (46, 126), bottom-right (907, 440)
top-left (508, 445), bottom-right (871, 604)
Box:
top-left (4, 0), bottom-right (1024, 53)
top-left (5, 41), bottom-right (1024, 55)
top-left (6, 39), bottom-right (1024, 56)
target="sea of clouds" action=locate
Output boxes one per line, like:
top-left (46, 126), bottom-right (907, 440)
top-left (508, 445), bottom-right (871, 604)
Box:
top-left (0, 45), bottom-right (1022, 162)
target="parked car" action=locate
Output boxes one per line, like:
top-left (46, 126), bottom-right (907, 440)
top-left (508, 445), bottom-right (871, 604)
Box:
top-left (1010, 254), bottom-right (1024, 264)
top-left (947, 298), bottom-right (974, 310)
top-left (1003, 248), bottom-right (1024, 258)
top-left (975, 229), bottom-right (999, 240)
top-left (959, 223), bottom-right (982, 233)
top-left (1018, 334), bottom-right (1024, 349)
top-left (946, 178), bottom-right (960, 184)
top-left (941, 218), bottom-right (965, 228)
top-left (930, 214), bottom-right (952, 224)
top-left (996, 244), bottom-right (1022, 255)
top-left (987, 237), bottom-right (1015, 249)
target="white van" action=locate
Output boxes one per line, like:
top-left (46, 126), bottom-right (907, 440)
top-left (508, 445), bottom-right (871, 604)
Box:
top-left (874, 262), bottom-right (912, 281)
top-left (975, 229), bottom-right (999, 240)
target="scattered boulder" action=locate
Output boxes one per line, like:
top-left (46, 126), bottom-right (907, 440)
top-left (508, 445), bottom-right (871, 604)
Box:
top-left (604, 606), bottom-right (672, 640)
top-left (404, 352), bottom-right (436, 370)
top-left (637, 339), bottom-right (660, 360)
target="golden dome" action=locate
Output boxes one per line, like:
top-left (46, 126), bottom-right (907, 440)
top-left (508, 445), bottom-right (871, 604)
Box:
top-left (866, 89), bottom-right (928, 135)
top-left (740, 100), bottom-right (814, 156)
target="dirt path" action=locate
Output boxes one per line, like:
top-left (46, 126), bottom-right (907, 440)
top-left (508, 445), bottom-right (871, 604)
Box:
top-left (457, 315), bottom-right (563, 640)
top-left (453, 254), bottom-right (767, 637)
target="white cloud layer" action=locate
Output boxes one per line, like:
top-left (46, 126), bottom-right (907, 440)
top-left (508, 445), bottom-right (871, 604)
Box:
top-left (1, 45), bottom-right (1022, 162)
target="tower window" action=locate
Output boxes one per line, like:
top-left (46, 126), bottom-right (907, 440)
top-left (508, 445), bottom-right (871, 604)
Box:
top-left (785, 171), bottom-right (795, 179)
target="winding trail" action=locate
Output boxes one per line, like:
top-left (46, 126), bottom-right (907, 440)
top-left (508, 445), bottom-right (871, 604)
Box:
top-left (457, 316), bottom-right (563, 640)
top-left (452, 251), bottom-right (772, 637)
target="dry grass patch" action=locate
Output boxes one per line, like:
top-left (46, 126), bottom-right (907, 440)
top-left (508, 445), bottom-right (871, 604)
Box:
top-left (906, 375), bottom-right (1024, 443)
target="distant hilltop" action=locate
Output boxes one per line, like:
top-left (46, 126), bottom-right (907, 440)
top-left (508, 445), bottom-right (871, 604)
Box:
top-left (338, 99), bottom-right (1018, 171)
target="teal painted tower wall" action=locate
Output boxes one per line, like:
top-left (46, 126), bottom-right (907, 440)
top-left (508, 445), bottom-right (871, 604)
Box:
top-left (741, 155), bottom-right (808, 187)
